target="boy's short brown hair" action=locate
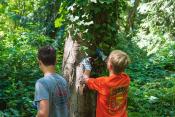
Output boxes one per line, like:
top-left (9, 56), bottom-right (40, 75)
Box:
top-left (108, 50), bottom-right (130, 73)
top-left (38, 46), bottom-right (56, 66)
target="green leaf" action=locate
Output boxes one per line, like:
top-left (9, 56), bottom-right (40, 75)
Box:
top-left (90, 0), bottom-right (97, 3)
top-left (55, 16), bottom-right (64, 28)
top-left (99, 0), bottom-right (114, 4)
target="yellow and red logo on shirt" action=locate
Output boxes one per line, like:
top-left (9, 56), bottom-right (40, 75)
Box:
top-left (107, 86), bottom-right (128, 115)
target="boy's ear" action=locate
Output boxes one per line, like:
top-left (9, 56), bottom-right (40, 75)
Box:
top-left (108, 60), bottom-right (114, 71)
top-left (37, 59), bottom-right (42, 66)
top-left (109, 63), bottom-right (113, 70)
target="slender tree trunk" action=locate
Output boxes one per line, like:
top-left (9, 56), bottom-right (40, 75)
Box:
top-left (125, 0), bottom-right (140, 32)
top-left (62, 32), bottom-right (96, 117)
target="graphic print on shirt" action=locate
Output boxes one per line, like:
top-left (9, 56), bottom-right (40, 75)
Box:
top-left (107, 86), bottom-right (128, 115)
top-left (54, 81), bottom-right (68, 106)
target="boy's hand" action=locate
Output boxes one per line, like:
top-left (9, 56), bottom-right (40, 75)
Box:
top-left (79, 57), bottom-right (91, 95)
top-left (79, 78), bottom-right (88, 95)
top-left (79, 57), bottom-right (91, 84)
top-left (80, 78), bottom-right (89, 85)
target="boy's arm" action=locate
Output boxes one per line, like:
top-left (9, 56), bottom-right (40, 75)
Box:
top-left (86, 77), bottom-right (104, 91)
top-left (83, 70), bottom-right (91, 78)
top-left (80, 57), bottom-right (104, 91)
top-left (36, 100), bottom-right (49, 117)
top-left (81, 77), bottom-right (105, 94)
top-left (34, 81), bottom-right (49, 117)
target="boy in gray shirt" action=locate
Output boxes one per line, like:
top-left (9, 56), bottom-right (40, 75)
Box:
top-left (34, 46), bottom-right (69, 117)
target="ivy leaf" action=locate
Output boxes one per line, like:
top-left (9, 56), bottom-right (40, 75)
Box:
top-left (55, 16), bottom-right (64, 28)
top-left (90, 0), bottom-right (97, 3)
top-left (84, 21), bottom-right (94, 26)
top-left (99, 0), bottom-right (114, 4)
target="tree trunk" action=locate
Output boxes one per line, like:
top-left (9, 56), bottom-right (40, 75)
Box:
top-left (62, 32), bottom-right (96, 117)
top-left (125, 0), bottom-right (140, 32)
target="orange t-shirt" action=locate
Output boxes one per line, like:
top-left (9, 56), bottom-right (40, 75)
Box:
top-left (87, 73), bottom-right (130, 117)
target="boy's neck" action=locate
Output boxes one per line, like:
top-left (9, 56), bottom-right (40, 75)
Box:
top-left (43, 65), bottom-right (56, 75)
top-left (109, 70), bottom-right (123, 76)
top-left (109, 70), bottom-right (115, 76)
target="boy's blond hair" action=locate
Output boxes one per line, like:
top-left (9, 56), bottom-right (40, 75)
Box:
top-left (108, 50), bottom-right (130, 73)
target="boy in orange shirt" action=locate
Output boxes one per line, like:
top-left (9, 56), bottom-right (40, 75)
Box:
top-left (81, 50), bottom-right (130, 117)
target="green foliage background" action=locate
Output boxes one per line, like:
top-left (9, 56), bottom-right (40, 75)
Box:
top-left (0, 0), bottom-right (175, 117)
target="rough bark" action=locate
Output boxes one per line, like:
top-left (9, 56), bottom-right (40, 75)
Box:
top-left (62, 32), bottom-right (96, 117)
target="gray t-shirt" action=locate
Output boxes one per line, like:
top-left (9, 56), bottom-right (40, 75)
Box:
top-left (34, 73), bottom-right (69, 117)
